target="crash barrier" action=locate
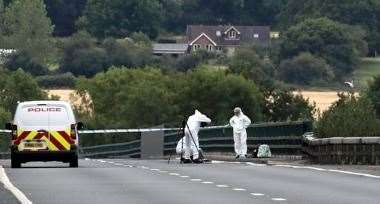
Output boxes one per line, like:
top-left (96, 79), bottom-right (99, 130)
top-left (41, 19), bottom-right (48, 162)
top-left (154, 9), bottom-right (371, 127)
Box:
top-left (0, 121), bottom-right (312, 158)
top-left (302, 133), bottom-right (380, 165)
top-left (164, 121), bottom-right (311, 156)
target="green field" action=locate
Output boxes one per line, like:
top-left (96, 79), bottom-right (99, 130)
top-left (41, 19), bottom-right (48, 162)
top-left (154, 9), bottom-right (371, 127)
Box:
top-left (354, 58), bottom-right (380, 89)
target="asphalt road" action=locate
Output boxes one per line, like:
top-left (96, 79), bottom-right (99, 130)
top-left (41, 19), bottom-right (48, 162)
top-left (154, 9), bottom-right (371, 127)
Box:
top-left (0, 159), bottom-right (379, 204)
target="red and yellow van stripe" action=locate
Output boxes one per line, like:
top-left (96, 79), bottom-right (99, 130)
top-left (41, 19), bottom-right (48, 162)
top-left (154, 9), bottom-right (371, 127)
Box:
top-left (14, 130), bottom-right (74, 151)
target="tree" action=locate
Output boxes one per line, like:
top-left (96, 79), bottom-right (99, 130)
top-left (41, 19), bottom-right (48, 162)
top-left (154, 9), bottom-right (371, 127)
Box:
top-left (178, 67), bottom-right (264, 124)
top-left (229, 47), bottom-right (274, 88)
top-left (5, 51), bottom-right (49, 76)
top-left (59, 32), bottom-right (107, 77)
top-left (316, 93), bottom-right (380, 138)
top-left (263, 89), bottom-right (316, 122)
top-left (366, 75), bottom-right (380, 117)
top-left (80, 0), bottom-right (163, 38)
top-left (2, 0), bottom-right (55, 64)
top-left (0, 68), bottom-right (47, 112)
top-left (43, 0), bottom-right (87, 36)
top-left (280, 18), bottom-right (366, 78)
top-left (278, 52), bottom-right (334, 85)
top-left (279, 0), bottom-right (380, 56)
top-left (75, 67), bottom-right (264, 128)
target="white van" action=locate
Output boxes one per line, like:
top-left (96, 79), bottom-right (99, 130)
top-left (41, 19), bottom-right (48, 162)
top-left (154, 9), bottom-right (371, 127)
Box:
top-left (5, 101), bottom-right (83, 168)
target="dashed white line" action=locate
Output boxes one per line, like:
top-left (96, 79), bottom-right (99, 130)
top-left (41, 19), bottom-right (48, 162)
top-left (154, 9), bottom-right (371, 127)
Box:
top-left (150, 169), bottom-right (160, 171)
top-left (216, 184), bottom-right (229, 188)
top-left (250, 193), bottom-right (265, 196)
top-left (232, 188), bottom-right (247, 191)
top-left (190, 179), bottom-right (202, 182)
top-left (0, 166), bottom-right (33, 204)
top-left (271, 198), bottom-right (287, 201)
top-left (202, 181), bottom-right (214, 184)
top-left (159, 170), bottom-right (168, 173)
top-left (180, 175), bottom-right (189, 178)
top-left (169, 173), bottom-right (180, 176)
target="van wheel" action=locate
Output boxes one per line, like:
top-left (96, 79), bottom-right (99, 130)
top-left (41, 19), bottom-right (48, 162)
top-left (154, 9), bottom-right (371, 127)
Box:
top-left (69, 154), bottom-right (78, 168)
top-left (11, 158), bottom-right (21, 168)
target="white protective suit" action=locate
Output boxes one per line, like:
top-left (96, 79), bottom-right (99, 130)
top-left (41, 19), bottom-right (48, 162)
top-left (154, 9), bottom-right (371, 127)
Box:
top-left (183, 110), bottom-right (211, 160)
top-left (229, 111), bottom-right (251, 156)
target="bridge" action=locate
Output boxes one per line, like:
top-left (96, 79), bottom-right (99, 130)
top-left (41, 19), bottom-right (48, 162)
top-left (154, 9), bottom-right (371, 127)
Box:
top-left (0, 121), bottom-right (379, 204)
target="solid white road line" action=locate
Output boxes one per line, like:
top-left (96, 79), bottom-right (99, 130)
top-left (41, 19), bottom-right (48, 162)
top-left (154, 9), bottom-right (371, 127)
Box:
top-left (274, 164), bottom-right (380, 178)
top-left (328, 169), bottom-right (380, 178)
top-left (0, 166), bottom-right (32, 204)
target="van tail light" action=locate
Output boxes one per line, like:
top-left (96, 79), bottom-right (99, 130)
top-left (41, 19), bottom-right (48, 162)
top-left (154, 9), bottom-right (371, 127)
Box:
top-left (70, 124), bottom-right (77, 140)
top-left (11, 130), bottom-right (17, 140)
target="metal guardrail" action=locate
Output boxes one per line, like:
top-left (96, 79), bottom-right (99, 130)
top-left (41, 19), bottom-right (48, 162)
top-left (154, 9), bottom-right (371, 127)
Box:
top-left (0, 121), bottom-right (312, 158)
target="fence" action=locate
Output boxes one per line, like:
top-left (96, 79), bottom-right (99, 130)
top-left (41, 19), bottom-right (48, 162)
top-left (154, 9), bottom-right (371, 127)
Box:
top-left (0, 121), bottom-right (312, 159)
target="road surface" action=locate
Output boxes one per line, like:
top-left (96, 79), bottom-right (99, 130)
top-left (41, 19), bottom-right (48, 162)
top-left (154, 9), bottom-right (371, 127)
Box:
top-left (0, 159), bottom-right (379, 204)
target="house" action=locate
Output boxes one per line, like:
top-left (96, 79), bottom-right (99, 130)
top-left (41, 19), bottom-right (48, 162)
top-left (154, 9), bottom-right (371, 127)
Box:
top-left (152, 43), bottom-right (189, 56)
top-left (186, 25), bottom-right (270, 55)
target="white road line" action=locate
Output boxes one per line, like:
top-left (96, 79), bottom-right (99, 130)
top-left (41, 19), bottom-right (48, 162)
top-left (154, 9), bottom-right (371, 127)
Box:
top-left (190, 179), bottom-right (202, 182)
top-left (150, 169), bottom-right (160, 171)
top-left (140, 166), bottom-right (149, 169)
top-left (246, 162), bottom-right (266, 167)
top-left (328, 169), bottom-right (380, 178)
top-left (97, 160), bottom-right (106, 163)
top-left (250, 193), bottom-right (265, 196)
top-left (180, 175), bottom-right (189, 178)
top-left (232, 188), bottom-right (246, 191)
top-left (274, 164), bottom-right (380, 178)
top-left (271, 198), bottom-right (287, 201)
top-left (216, 185), bottom-right (229, 188)
top-left (159, 170), bottom-right (168, 173)
top-left (169, 173), bottom-right (180, 176)
top-left (0, 166), bottom-right (33, 204)
top-left (202, 181), bottom-right (214, 184)
top-left (211, 160), bottom-right (225, 164)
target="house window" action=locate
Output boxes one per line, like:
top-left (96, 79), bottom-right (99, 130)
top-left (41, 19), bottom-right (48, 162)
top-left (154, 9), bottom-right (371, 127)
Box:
top-left (193, 44), bottom-right (201, 51)
top-left (228, 30), bottom-right (237, 39)
top-left (216, 46), bottom-right (222, 52)
top-left (254, 34), bottom-right (259, 38)
top-left (206, 44), bottom-right (213, 51)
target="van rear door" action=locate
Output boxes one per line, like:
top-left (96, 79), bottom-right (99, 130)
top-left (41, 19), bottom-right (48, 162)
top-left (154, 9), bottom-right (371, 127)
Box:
top-left (16, 104), bottom-right (74, 151)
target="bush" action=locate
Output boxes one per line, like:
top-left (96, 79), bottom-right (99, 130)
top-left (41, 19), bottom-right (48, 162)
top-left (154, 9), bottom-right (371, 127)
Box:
top-left (366, 75), bottom-right (380, 117)
top-left (316, 93), bottom-right (380, 138)
top-left (59, 32), bottom-right (108, 77)
top-left (263, 89), bottom-right (316, 122)
top-left (5, 51), bottom-right (49, 76)
top-left (36, 73), bottom-right (76, 88)
top-left (175, 50), bottom-right (217, 71)
top-left (278, 53), bottom-right (334, 85)
top-left (229, 47), bottom-right (275, 88)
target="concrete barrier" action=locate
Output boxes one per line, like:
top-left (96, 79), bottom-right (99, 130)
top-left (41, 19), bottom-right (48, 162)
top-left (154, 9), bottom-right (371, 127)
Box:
top-left (303, 135), bottom-right (380, 165)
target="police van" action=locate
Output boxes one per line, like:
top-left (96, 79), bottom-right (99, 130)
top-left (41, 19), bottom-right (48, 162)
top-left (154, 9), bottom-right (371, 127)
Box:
top-left (5, 101), bottom-right (83, 168)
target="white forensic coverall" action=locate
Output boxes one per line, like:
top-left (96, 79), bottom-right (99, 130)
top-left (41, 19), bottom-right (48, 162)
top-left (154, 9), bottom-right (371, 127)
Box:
top-left (183, 110), bottom-right (211, 160)
top-left (229, 111), bottom-right (251, 156)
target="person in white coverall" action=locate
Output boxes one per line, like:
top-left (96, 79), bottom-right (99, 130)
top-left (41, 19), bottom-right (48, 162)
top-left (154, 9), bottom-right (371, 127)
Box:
top-left (182, 110), bottom-right (211, 163)
top-left (229, 107), bottom-right (251, 159)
